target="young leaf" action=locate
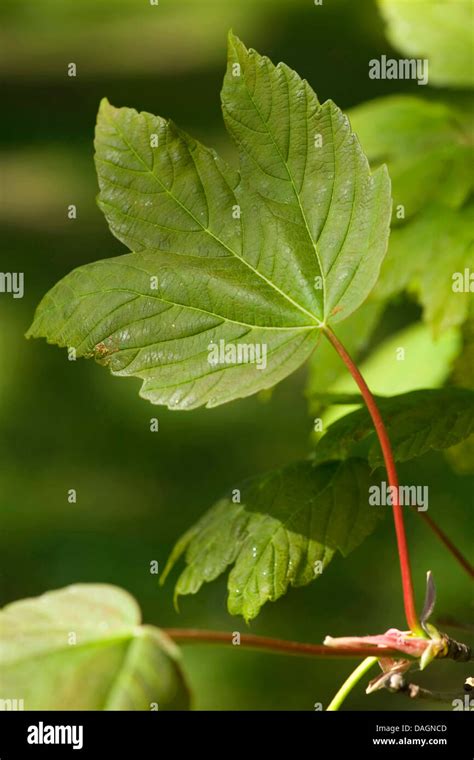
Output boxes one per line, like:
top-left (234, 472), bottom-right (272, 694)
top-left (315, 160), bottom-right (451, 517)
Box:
top-left (0, 584), bottom-right (190, 710)
top-left (307, 322), bottom-right (461, 430)
top-left (161, 459), bottom-right (383, 621)
top-left (350, 96), bottom-right (473, 225)
top-left (446, 435), bottom-right (474, 475)
top-left (452, 315), bottom-right (474, 391)
top-left (375, 202), bottom-right (474, 334)
top-left (27, 33), bottom-right (391, 410)
top-left (446, 316), bottom-right (474, 473)
top-left (350, 95), bottom-right (473, 333)
top-left (378, 0), bottom-right (474, 87)
top-left (312, 388), bottom-right (474, 468)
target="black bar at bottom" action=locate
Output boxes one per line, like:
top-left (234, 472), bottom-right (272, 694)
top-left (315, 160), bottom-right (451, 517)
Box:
top-left (0, 710), bottom-right (471, 757)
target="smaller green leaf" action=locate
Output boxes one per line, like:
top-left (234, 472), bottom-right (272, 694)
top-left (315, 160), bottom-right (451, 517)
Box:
top-left (445, 435), bottom-right (474, 475)
top-left (378, 0), bottom-right (474, 87)
top-left (375, 203), bottom-right (474, 334)
top-left (309, 322), bottom-right (461, 431)
top-left (350, 96), bottom-right (473, 224)
top-left (350, 95), bottom-right (473, 334)
top-left (452, 314), bottom-right (474, 391)
top-left (446, 315), bottom-right (474, 473)
top-left (0, 584), bottom-right (190, 710)
top-left (312, 388), bottom-right (474, 468)
top-left (162, 459), bottom-right (383, 621)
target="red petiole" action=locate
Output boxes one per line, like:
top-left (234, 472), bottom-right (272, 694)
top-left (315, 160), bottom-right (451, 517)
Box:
top-left (322, 326), bottom-right (424, 636)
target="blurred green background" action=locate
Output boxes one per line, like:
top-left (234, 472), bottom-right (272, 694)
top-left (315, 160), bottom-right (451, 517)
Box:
top-left (1, 0), bottom-right (472, 710)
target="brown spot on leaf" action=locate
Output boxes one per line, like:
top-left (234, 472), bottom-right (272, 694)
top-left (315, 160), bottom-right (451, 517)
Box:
top-left (94, 341), bottom-right (109, 358)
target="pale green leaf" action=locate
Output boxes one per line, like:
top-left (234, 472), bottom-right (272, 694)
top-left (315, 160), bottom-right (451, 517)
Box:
top-left (350, 95), bottom-right (473, 333)
top-left (27, 34), bottom-right (391, 410)
top-left (452, 314), bottom-right (474, 391)
top-left (161, 459), bottom-right (383, 621)
top-left (0, 584), bottom-right (190, 710)
top-left (376, 202), bottom-right (474, 334)
top-left (445, 435), bottom-right (474, 474)
top-left (378, 0), bottom-right (474, 87)
top-left (308, 322), bottom-right (461, 428)
top-left (312, 388), bottom-right (474, 468)
top-left (350, 96), bottom-right (473, 224)
top-left (446, 315), bottom-right (474, 473)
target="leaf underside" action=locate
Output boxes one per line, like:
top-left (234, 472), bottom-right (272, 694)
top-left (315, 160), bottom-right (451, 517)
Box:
top-left (162, 458), bottom-right (383, 621)
top-left (0, 584), bottom-right (190, 710)
top-left (27, 33), bottom-right (391, 409)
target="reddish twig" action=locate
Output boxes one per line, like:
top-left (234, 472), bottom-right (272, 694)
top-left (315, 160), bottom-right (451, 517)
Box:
top-left (162, 628), bottom-right (414, 659)
top-left (418, 512), bottom-right (474, 578)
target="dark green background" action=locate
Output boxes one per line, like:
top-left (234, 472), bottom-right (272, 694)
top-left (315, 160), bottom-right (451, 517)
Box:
top-left (1, 0), bottom-right (472, 710)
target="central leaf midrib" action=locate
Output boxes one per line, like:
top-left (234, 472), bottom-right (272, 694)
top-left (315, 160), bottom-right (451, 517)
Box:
top-left (4, 629), bottom-right (133, 669)
top-left (48, 281), bottom-right (319, 334)
top-left (100, 107), bottom-right (322, 327)
top-left (233, 59), bottom-right (326, 319)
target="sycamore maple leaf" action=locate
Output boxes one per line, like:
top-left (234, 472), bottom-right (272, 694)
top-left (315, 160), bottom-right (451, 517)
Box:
top-left (27, 33), bottom-right (391, 410)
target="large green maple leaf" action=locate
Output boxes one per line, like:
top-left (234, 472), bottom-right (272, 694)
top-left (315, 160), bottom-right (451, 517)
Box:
top-left (27, 33), bottom-right (391, 409)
